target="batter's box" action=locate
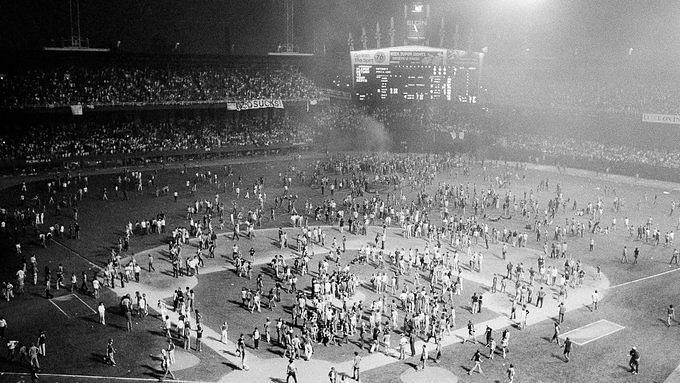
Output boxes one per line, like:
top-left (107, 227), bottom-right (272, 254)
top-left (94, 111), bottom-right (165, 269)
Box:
top-left (49, 293), bottom-right (97, 318)
top-left (559, 319), bottom-right (625, 346)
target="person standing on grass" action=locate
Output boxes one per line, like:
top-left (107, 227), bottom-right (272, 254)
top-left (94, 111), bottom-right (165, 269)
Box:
top-left (352, 351), bottom-right (361, 382)
top-left (161, 349), bottom-right (176, 380)
top-left (466, 319), bottom-right (476, 344)
top-left (558, 302), bottom-right (566, 323)
top-left (167, 339), bottom-right (176, 364)
top-left (434, 337), bottom-right (442, 363)
top-left (537, 287), bottom-right (546, 308)
top-left (37, 330), bottom-right (46, 356)
top-left (419, 344), bottom-right (428, 370)
top-left (92, 278), bottom-right (100, 299)
top-left (505, 364), bottom-right (516, 383)
top-left (563, 337), bottom-right (572, 362)
top-left (667, 305), bottom-right (675, 327)
top-left (183, 319), bottom-right (192, 350)
top-left (621, 246), bottom-right (628, 263)
top-left (629, 347), bottom-right (640, 375)
top-left (591, 290), bottom-right (599, 311)
top-left (485, 326), bottom-right (493, 346)
top-left (221, 321), bottom-right (229, 343)
top-left (521, 306), bottom-right (529, 329)
top-left (237, 334), bottom-right (245, 356)
top-left (120, 295), bottom-right (132, 331)
top-left (252, 327), bottom-right (260, 349)
top-left (501, 330), bottom-right (509, 359)
top-left (488, 337), bottom-right (496, 360)
top-left (399, 333), bottom-right (407, 360)
top-left (551, 322), bottom-right (561, 345)
top-left (403, 329), bottom-right (414, 357)
top-left (106, 338), bottom-right (117, 366)
top-left (28, 343), bottom-right (39, 369)
top-left (468, 349), bottom-right (483, 375)
top-left (195, 325), bottom-right (203, 352)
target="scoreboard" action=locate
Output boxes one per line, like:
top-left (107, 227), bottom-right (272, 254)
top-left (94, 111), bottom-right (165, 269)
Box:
top-left (353, 64), bottom-right (477, 103)
top-left (350, 47), bottom-right (481, 104)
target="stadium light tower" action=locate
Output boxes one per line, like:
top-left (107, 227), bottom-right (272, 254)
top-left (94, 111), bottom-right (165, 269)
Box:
top-left (69, 0), bottom-right (82, 48)
top-left (44, 0), bottom-right (109, 51)
top-left (285, 0), bottom-right (295, 52)
top-left (269, 0), bottom-right (312, 55)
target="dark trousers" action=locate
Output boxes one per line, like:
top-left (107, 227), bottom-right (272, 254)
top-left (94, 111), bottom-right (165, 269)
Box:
top-left (287, 372), bottom-right (298, 383)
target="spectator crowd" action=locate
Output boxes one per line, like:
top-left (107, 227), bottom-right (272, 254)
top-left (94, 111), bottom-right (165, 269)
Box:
top-left (0, 65), bottom-right (320, 108)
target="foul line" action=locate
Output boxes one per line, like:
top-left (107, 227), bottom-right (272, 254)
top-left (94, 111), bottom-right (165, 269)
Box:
top-left (0, 371), bottom-right (209, 382)
top-left (51, 239), bottom-right (103, 272)
top-left (608, 267), bottom-right (680, 289)
top-left (47, 299), bottom-right (71, 319)
top-left (559, 319), bottom-right (625, 346)
top-left (72, 293), bottom-right (97, 314)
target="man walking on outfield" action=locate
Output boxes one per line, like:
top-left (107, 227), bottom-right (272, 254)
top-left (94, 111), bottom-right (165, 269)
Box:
top-left (551, 322), bottom-right (561, 345)
top-left (621, 246), bottom-right (628, 263)
top-left (558, 302), bottom-right (566, 323)
top-left (668, 305), bottom-right (675, 327)
top-left (505, 364), bottom-right (516, 383)
top-left (106, 338), bottom-right (116, 366)
top-left (468, 349), bottom-right (483, 375)
top-left (563, 337), bottom-right (572, 362)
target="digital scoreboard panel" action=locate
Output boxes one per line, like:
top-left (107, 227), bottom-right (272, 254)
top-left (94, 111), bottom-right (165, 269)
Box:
top-left (353, 64), bottom-right (478, 104)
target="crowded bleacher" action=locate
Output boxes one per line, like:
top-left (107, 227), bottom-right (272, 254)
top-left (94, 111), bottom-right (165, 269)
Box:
top-left (3, 57), bottom-right (680, 182)
top-left (0, 65), bottom-right (321, 108)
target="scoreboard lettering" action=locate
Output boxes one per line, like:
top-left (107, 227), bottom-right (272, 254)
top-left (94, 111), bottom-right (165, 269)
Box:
top-left (353, 64), bottom-right (477, 104)
top-left (350, 48), bottom-right (482, 104)
top-left (355, 65), bottom-right (370, 83)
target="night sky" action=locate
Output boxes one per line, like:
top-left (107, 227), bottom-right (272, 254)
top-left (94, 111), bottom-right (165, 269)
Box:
top-left (1, 0), bottom-right (679, 58)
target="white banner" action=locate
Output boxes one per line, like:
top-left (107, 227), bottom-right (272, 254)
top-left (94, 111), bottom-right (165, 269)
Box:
top-left (227, 99), bottom-right (284, 111)
top-left (70, 104), bottom-right (83, 116)
top-left (642, 113), bottom-right (680, 125)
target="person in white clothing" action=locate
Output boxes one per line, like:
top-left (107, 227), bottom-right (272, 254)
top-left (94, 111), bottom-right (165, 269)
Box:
top-left (98, 302), bottom-right (106, 325)
top-left (591, 290), bottom-right (599, 311)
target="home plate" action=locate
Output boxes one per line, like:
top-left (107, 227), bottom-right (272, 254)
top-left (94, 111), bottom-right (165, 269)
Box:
top-left (559, 319), bottom-right (624, 346)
